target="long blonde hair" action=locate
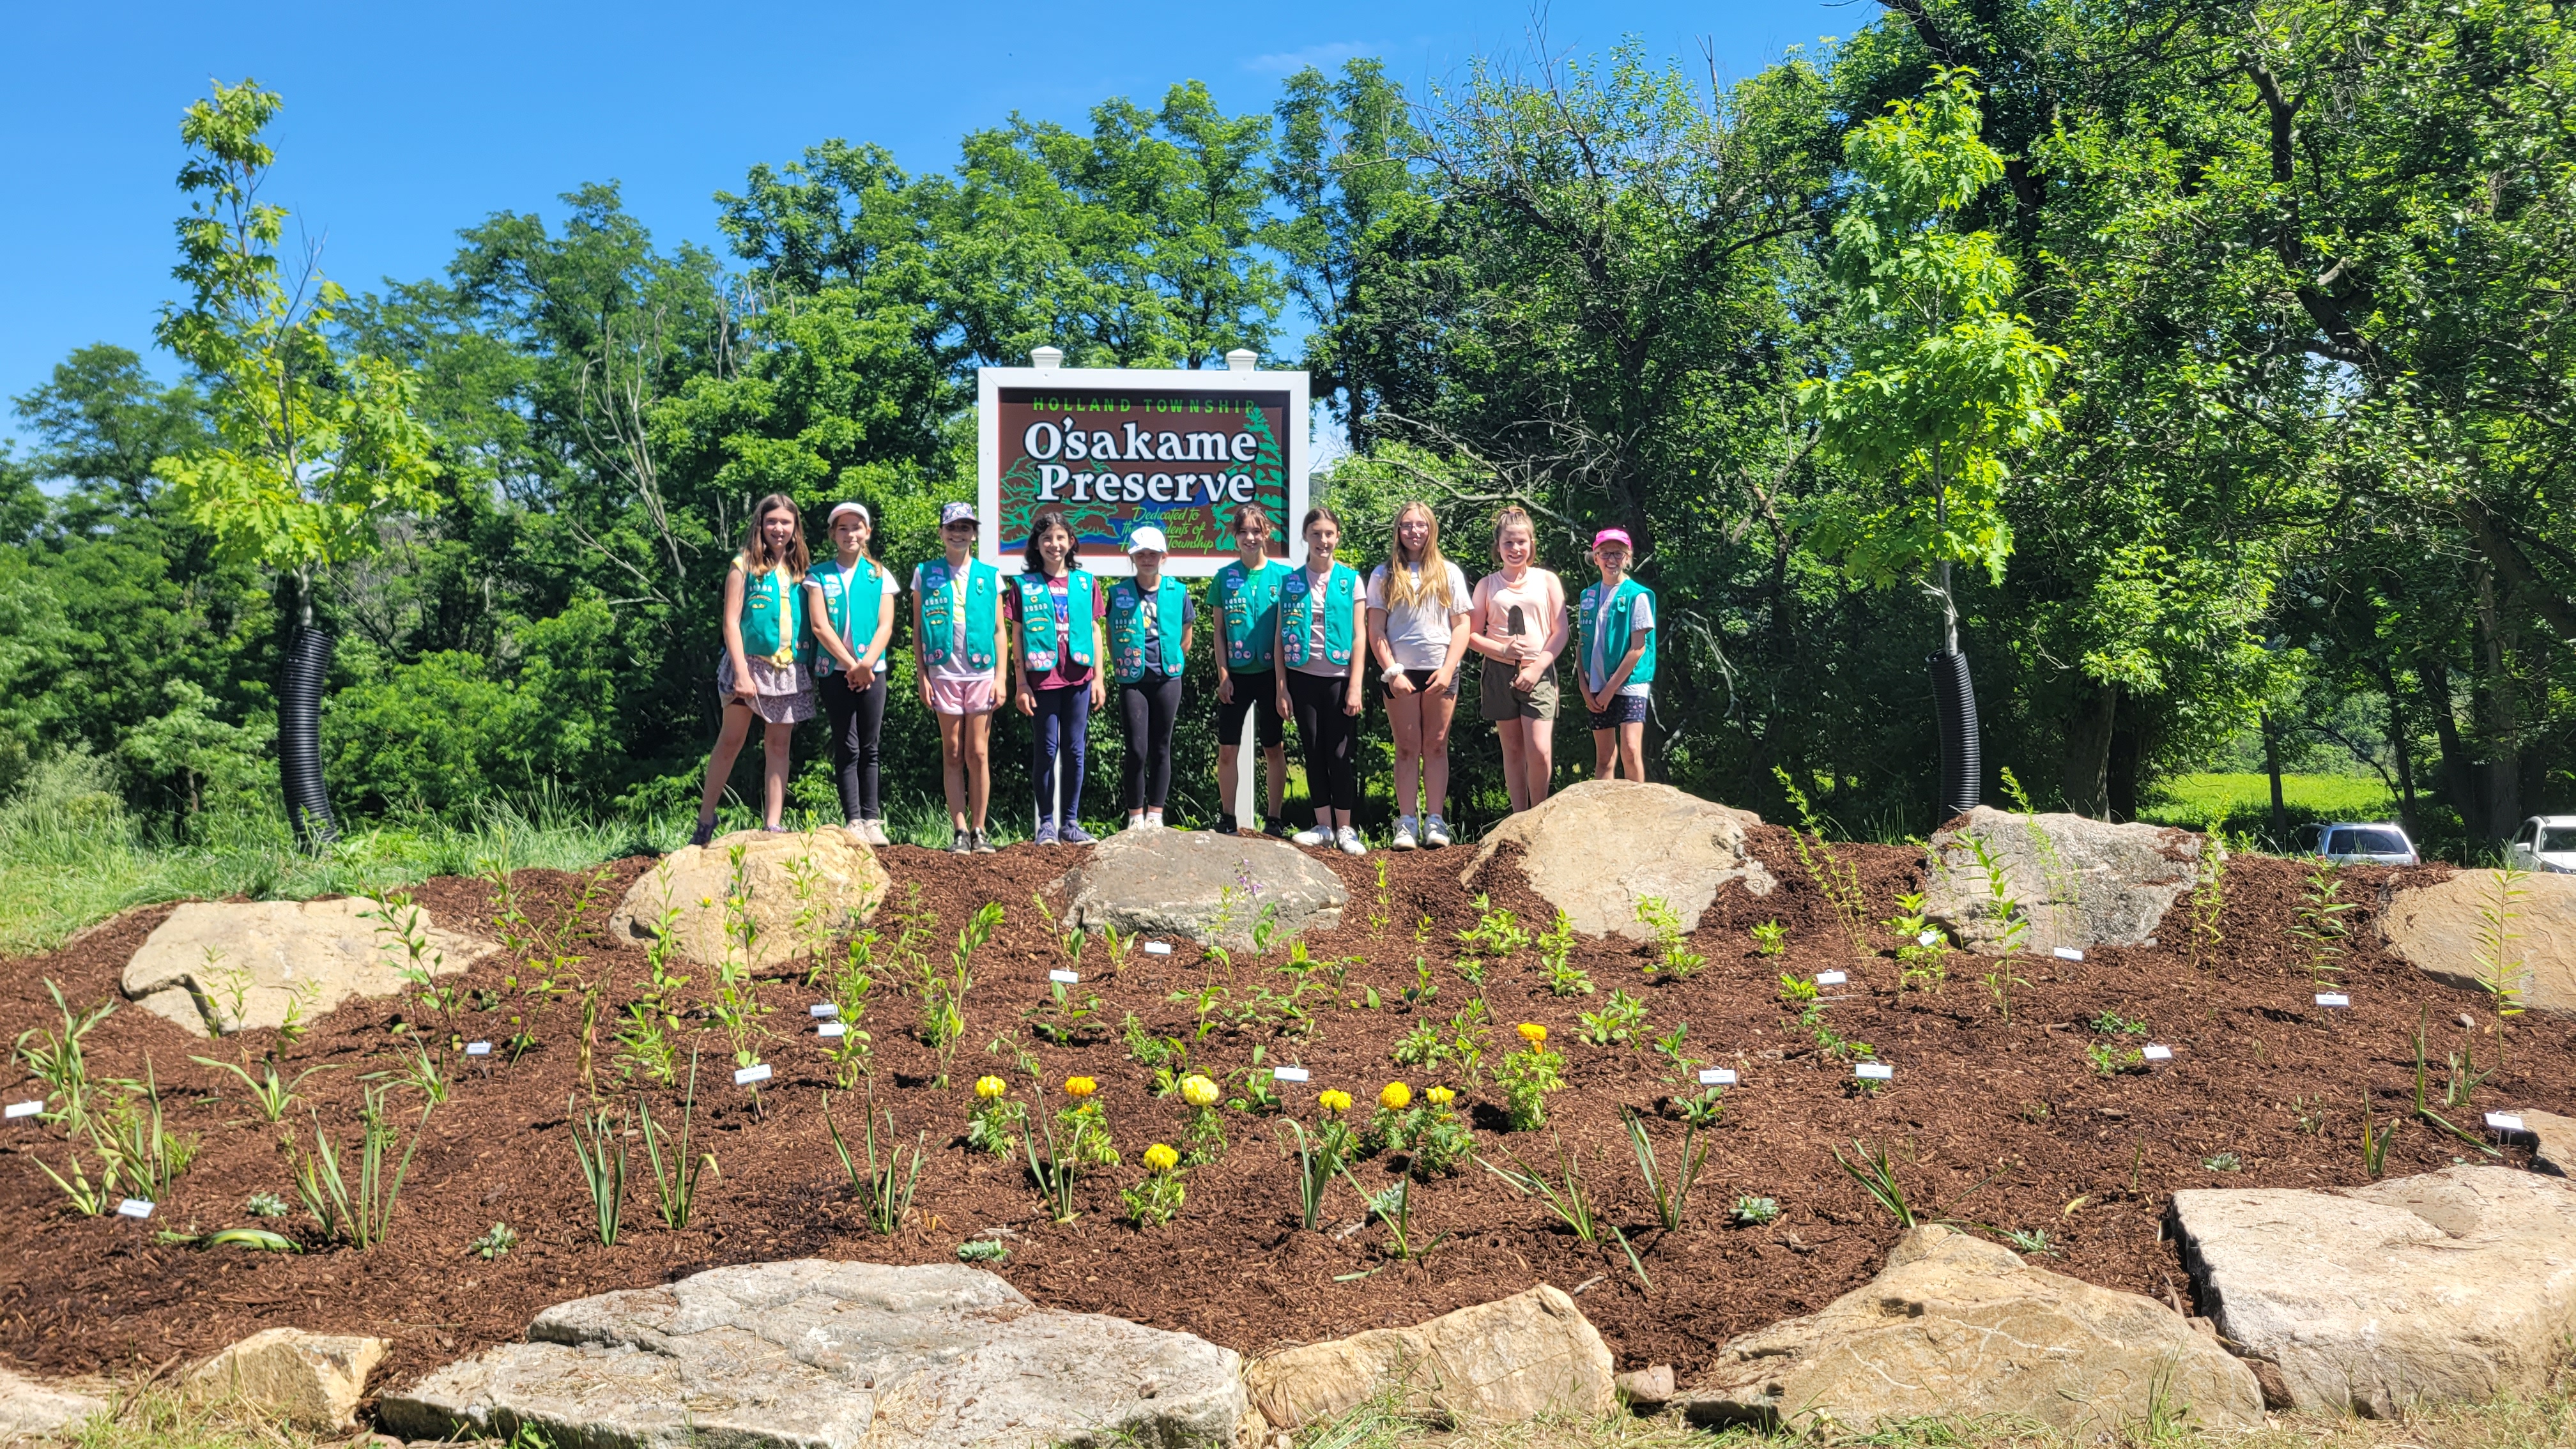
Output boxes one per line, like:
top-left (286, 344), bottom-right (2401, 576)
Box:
top-left (1381, 501), bottom-right (1456, 611)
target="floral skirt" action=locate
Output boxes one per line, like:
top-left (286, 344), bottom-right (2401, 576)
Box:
top-left (716, 652), bottom-right (815, 724)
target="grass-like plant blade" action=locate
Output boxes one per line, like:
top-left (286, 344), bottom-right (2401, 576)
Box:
top-left (570, 1094), bottom-right (627, 1246)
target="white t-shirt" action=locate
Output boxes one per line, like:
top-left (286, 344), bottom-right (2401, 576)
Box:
top-left (911, 562), bottom-right (992, 685)
top-left (1585, 590), bottom-right (1655, 696)
top-left (809, 561), bottom-right (900, 675)
top-left (1366, 561), bottom-right (1473, 672)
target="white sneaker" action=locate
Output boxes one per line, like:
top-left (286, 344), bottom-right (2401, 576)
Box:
top-left (1423, 815), bottom-right (1451, 848)
top-left (1145, 809), bottom-right (1165, 829)
top-left (867, 820), bottom-right (891, 847)
top-left (1391, 816), bottom-right (1418, 851)
top-left (1291, 824), bottom-right (1333, 847)
top-left (1336, 826), bottom-right (1367, 857)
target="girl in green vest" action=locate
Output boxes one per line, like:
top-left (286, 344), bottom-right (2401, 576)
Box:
top-left (912, 500), bottom-right (1008, 854)
top-left (1008, 509), bottom-right (1107, 846)
top-left (689, 492), bottom-right (813, 847)
top-left (804, 501), bottom-right (898, 845)
top-left (1275, 507), bottom-right (1368, 855)
top-left (1576, 526), bottom-right (1657, 783)
top-left (1208, 503), bottom-right (1289, 837)
top-left (1110, 525), bottom-right (1196, 831)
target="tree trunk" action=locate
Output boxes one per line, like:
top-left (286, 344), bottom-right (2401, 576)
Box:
top-left (2419, 654), bottom-right (2476, 841)
top-left (2262, 711), bottom-right (2288, 840)
top-left (2370, 659), bottom-right (2420, 839)
top-left (2474, 564), bottom-right (2521, 843)
top-left (2063, 685), bottom-right (2117, 818)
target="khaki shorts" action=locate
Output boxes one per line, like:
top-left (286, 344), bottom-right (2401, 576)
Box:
top-left (1479, 658), bottom-right (1559, 721)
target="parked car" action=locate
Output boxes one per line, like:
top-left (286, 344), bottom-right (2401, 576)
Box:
top-left (2292, 821), bottom-right (2420, 866)
top-left (2504, 816), bottom-right (2576, 873)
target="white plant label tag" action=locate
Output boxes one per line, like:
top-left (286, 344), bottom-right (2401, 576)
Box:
top-left (734, 1064), bottom-right (773, 1086)
top-left (818, 1022), bottom-right (846, 1039)
top-left (115, 1199), bottom-right (153, 1219)
top-left (2488, 1112), bottom-right (2527, 1132)
top-left (1272, 1066), bottom-right (1310, 1082)
top-left (2054, 946), bottom-right (2085, 962)
top-left (810, 1003), bottom-right (838, 1018)
top-left (1699, 1068), bottom-right (1738, 1085)
top-left (4, 1101), bottom-right (42, 1120)
top-left (1144, 942), bottom-right (1174, 955)
top-left (1048, 969), bottom-right (1080, 984)
top-left (2142, 1045), bottom-right (2174, 1061)
top-left (1918, 930), bottom-right (1942, 947)
top-left (1816, 970), bottom-right (1848, 986)
top-left (464, 1041), bottom-right (492, 1057)
top-left (1855, 1062), bottom-right (1894, 1080)
top-left (2316, 993), bottom-right (2350, 1008)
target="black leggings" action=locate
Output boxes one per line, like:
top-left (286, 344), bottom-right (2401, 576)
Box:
top-left (1031, 682), bottom-right (1091, 827)
top-left (1119, 671), bottom-right (1183, 810)
top-left (818, 671), bottom-right (886, 821)
top-left (1285, 669), bottom-right (1360, 815)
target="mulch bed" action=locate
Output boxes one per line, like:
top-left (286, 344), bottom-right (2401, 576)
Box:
top-left (0, 826), bottom-right (2564, 1402)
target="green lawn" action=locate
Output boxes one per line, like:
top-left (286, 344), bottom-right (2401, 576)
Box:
top-left (2138, 772), bottom-right (2398, 838)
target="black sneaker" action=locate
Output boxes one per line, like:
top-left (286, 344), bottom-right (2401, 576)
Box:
top-left (689, 816), bottom-right (717, 848)
top-left (949, 828), bottom-right (972, 855)
top-left (972, 831), bottom-right (998, 854)
top-left (1264, 818), bottom-right (1295, 840)
top-left (1215, 813), bottom-right (1238, 836)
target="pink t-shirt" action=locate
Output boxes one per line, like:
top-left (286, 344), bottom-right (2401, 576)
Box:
top-left (1006, 573), bottom-right (1109, 690)
top-left (1473, 567), bottom-right (1566, 674)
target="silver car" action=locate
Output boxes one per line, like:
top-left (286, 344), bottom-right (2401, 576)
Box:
top-left (2505, 816), bottom-right (2576, 873)
top-left (2294, 821), bottom-right (2420, 867)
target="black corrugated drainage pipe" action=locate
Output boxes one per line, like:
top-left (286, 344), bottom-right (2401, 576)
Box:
top-left (1929, 648), bottom-right (1981, 820)
top-left (280, 625), bottom-right (340, 848)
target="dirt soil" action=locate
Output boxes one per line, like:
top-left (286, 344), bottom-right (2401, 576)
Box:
top-left (0, 827), bottom-right (2563, 1401)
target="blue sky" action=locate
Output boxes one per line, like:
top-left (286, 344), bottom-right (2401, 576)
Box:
top-left (1, 0), bottom-right (1849, 448)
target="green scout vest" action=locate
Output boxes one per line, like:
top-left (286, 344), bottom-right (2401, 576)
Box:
top-left (808, 558), bottom-right (887, 675)
top-left (1577, 576), bottom-right (1657, 688)
top-left (1012, 570), bottom-right (1098, 675)
top-left (1210, 558), bottom-right (1287, 671)
top-left (1108, 576), bottom-right (1188, 683)
top-left (1278, 562), bottom-right (1360, 670)
top-left (739, 564), bottom-right (808, 664)
top-left (918, 558), bottom-right (1000, 670)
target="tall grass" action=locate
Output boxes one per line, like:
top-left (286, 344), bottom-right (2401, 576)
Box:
top-left (2136, 771), bottom-right (2399, 841)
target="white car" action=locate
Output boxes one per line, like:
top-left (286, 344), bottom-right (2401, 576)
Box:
top-left (2293, 821), bottom-right (2419, 867)
top-left (2505, 816), bottom-right (2576, 873)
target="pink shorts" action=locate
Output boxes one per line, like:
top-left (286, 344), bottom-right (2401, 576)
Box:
top-left (927, 674), bottom-right (998, 717)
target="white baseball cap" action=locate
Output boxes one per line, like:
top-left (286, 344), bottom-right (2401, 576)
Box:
top-left (827, 502), bottom-right (870, 526)
top-left (1126, 525), bottom-right (1170, 555)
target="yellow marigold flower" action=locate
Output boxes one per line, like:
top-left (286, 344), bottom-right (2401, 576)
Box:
top-left (1380, 1082), bottom-right (1412, 1111)
top-left (1427, 1086), bottom-right (1455, 1106)
top-left (1143, 1143), bottom-right (1180, 1172)
top-left (1517, 1022), bottom-right (1548, 1045)
top-left (1064, 1077), bottom-right (1098, 1098)
top-left (974, 1075), bottom-right (1008, 1100)
top-left (1317, 1089), bottom-right (1353, 1115)
top-left (700, 897), bottom-right (714, 908)
top-left (1180, 1074), bottom-right (1220, 1108)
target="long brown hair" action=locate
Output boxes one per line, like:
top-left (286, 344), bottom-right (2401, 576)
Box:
top-left (1022, 509), bottom-right (1083, 573)
top-left (1381, 500), bottom-right (1456, 611)
top-left (738, 493), bottom-right (811, 576)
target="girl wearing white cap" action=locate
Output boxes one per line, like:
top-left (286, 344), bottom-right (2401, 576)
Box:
top-left (1108, 525), bottom-right (1195, 831)
top-left (804, 502), bottom-right (898, 844)
top-left (689, 492), bottom-right (813, 847)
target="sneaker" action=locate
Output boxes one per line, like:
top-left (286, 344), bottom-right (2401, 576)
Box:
top-left (1336, 826), bottom-right (1368, 857)
top-left (972, 831), bottom-right (998, 854)
top-left (1265, 818), bottom-right (1296, 840)
top-left (864, 820), bottom-right (891, 847)
top-left (949, 827), bottom-right (972, 855)
top-left (1034, 820), bottom-right (1061, 847)
top-left (1145, 809), bottom-right (1165, 829)
top-left (1423, 815), bottom-right (1451, 848)
top-left (1291, 824), bottom-right (1333, 848)
top-left (1215, 813), bottom-right (1239, 836)
top-left (689, 816), bottom-right (717, 848)
top-left (1061, 822), bottom-right (1097, 845)
top-left (762, 823), bottom-right (792, 833)
top-left (1391, 815), bottom-right (1419, 851)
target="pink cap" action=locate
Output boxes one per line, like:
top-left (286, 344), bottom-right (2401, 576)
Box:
top-left (1592, 527), bottom-right (1634, 550)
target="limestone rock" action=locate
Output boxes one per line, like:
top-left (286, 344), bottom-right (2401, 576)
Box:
top-left (1613, 1365), bottom-right (1674, 1409)
top-left (1243, 1284), bottom-right (1613, 1430)
top-left (2381, 870), bottom-right (2576, 1011)
top-left (1924, 806), bottom-right (2212, 954)
top-left (1679, 1225), bottom-right (2260, 1436)
top-left (378, 1259), bottom-right (1243, 1449)
top-left (2173, 1165), bottom-right (2576, 1416)
top-left (185, 1327), bottom-right (386, 1430)
top-left (1460, 781), bottom-right (1772, 941)
top-left (122, 898), bottom-right (497, 1039)
top-left (608, 830), bottom-right (889, 970)
top-left (1057, 829), bottom-right (1344, 951)
top-left (2513, 1107), bottom-right (2576, 1176)
top-left (0, 1366), bottom-right (107, 1440)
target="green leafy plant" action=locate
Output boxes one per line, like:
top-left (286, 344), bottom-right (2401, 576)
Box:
top-left (1578, 989), bottom-right (1648, 1046)
top-left (1123, 1144), bottom-right (1186, 1227)
top-left (2186, 826), bottom-right (2226, 972)
top-left (472, 1222), bottom-right (518, 1259)
top-left (93, 1061), bottom-right (197, 1200)
top-left (2361, 1108), bottom-right (2394, 1179)
top-left (192, 1054), bottom-right (337, 1123)
top-left (826, 1090), bottom-right (924, 1236)
top-left (2475, 862), bottom-right (2529, 1016)
top-left (1280, 1118), bottom-right (1347, 1231)
top-left (1535, 910), bottom-right (1591, 995)
top-left (568, 1094), bottom-right (627, 1247)
top-left (2200, 1152), bottom-right (2241, 1172)
top-left (1494, 1024), bottom-right (1565, 1131)
top-left (1959, 832), bottom-right (2029, 955)
top-left (1833, 1138), bottom-right (1918, 1227)
top-left (1983, 968), bottom-right (2028, 1023)
top-left (1479, 1134), bottom-right (1597, 1243)
top-left (244, 1191), bottom-right (288, 1218)
top-left (1624, 1105), bottom-right (1714, 1232)
top-left (365, 1036), bottom-right (452, 1107)
top-left (1749, 921), bottom-right (1786, 956)
top-left (638, 1051), bottom-right (708, 1229)
top-left (293, 1084), bottom-right (432, 1250)
top-left (2085, 1042), bottom-right (2144, 1077)
top-left (1731, 1194), bottom-right (1781, 1226)
top-left (1025, 976), bottom-right (1102, 1046)
top-left (967, 1075), bottom-right (1027, 1157)
top-left (1457, 894), bottom-right (1531, 959)
top-left (1771, 767), bottom-right (1873, 956)
top-left (367, 892), bottom-right (463, 1050)
top-left (1341, 1170), bottom-right (1440, 1261)
top-left (1887, 893), bottom-right (1949, 991)
top-left (1634, 896), bottom-right (1705, 979)
top-left (16, 979), bottom-right (114, 1131)
top-left (2089, 1011), bottom-right (2147, 1036)
top-left (31, 1149), bottom-right (120, 1216)
top-left (2290, 862), bottom-right (2356, 986)
top-left (956, 1238), bottom-right (1010, 1263)
top-left (1999, 1227), bottom-right (2057, 1257)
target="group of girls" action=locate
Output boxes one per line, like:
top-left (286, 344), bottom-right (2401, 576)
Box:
top-left (687, 492), bottom-right (1657, 854)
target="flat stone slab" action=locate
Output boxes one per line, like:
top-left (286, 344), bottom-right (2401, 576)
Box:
top-left (1461, 780), bottom-right (1772, 940)
top-left (122, 898), bottom-right (498, 1038)
top-left (608, 829), bottom-right (889, 970)
top-left (2172, 1165), bottom-right (2576, 1416)
top-left (2382, 870), bottom-right (2576, 1011)
top-left (1244, 1285), bottom-right (1612, 1429)
top-left (1924, 806), bottom-right (2212, 954)
top-left (0, 1365), bottom-right (107, 1439)
top-left (378, 1259), bottom-right (1244, 1449)
top-left (1057, 829), bottom-right (1344, 951)
top-left (1680, 1224), bottom-right (2259, 1436)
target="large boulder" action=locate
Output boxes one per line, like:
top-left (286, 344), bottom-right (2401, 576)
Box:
top-left (1923, 806), bottom-right (2211, 954)
top-left (2381, 870), bottom-right (2576, 1011)
top-left (1679, 1225), bottom-right (2260, 1436)
top-left (378, 1259), bottom-right (1244, 1449)
top-left (0, 1366), bottom-right (107, 1439)
top-left (1243, 1284), bottom-right (1613, 1430)
top-left (1057, 829), bottom-right (1345, 951)
top-left (2172, 1165), bottom-right (2576, 1416)
top-left (1460, 781), bottom-right (1772, 941)
top-left (608, 829), bottom-right (889, 970)
top-left (122, 898), bottom-right (498, 1039)
top-left (185, 1327), bottom-right (386, 1430)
